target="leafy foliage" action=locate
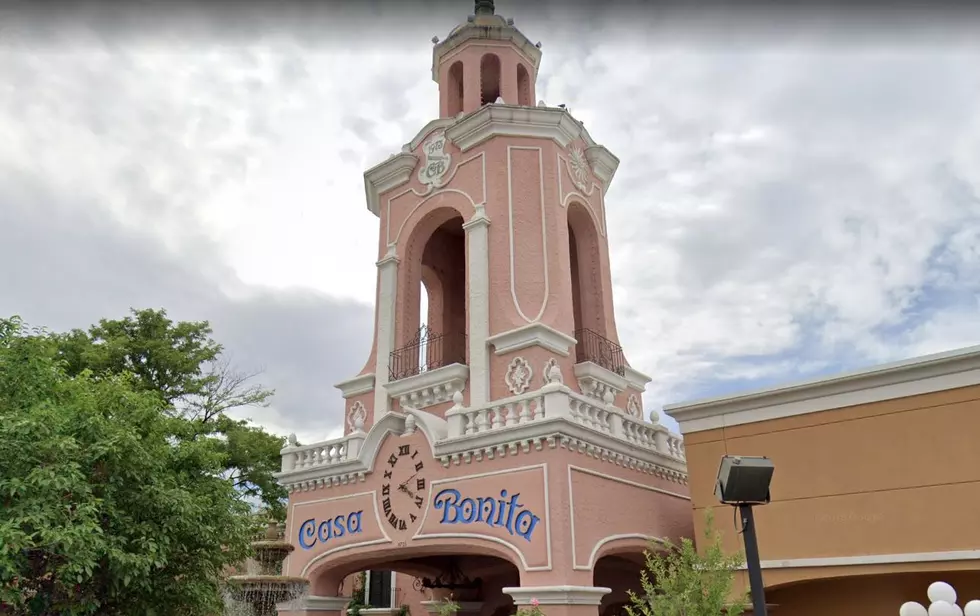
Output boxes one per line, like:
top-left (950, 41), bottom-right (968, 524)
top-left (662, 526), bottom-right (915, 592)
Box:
top-left (54, 308), bottom-right (287, 519)
top-left (626, 510), bottom-right (748, 616)
top-left (0, 316), bottom-right (254, 615)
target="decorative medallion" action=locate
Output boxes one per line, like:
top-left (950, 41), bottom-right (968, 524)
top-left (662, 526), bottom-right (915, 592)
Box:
top-left (567, 146), bottom-right (590, 192)
top-left (626, 394), bottom-right (641, 418)
top-left (418, 130), bottom-right (452, 191)
top-left (543, 358), bottom-right (563, 385)
top-left (505, 357), bottom-right (533, 395)
top-left (346, 401), bottom-right (367, 432)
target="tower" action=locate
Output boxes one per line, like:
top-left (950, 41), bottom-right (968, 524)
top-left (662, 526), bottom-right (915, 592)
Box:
top-left (279, 5), bottom-right (690, 614)
top-left (335, 0), bottom-right (652, 432)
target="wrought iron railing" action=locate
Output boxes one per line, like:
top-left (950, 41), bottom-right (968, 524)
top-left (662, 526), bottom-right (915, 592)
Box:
top-left (389, 325), bottom-right (467, 382)
top-left (574, 328), bottom-right (627, 376)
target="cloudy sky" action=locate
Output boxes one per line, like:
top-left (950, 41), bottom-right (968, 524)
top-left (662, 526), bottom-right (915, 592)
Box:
top-left (3, 1), bottom-right (979, 443)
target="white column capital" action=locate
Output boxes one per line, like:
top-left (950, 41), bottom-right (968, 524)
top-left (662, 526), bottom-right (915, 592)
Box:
top-left (503, 586), bottom-right (611, 606)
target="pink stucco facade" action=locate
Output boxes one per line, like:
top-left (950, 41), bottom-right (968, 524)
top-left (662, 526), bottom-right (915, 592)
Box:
top-left (277, 4), bottom-right (691, 616)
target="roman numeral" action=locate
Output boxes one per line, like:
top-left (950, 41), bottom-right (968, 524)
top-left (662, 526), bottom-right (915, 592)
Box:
top-left (382, 498), bottom-right (392, 515)
top-left (415, 495), bottom-right (424, 509)
top-left (410, 513), bottom-right (417, 523)
top-left (382, 483), bottom-right (390, 496)
top-left (411, 450), bottom-right (419, 459)
top-left (398, 444), bottom-right (410, 456)
top-left (383, 470), bottom-right (392, 480)
top-left (388, 513), bottom-right (399, 528)
top-left (416, 478), bottom-right (426, 491)
top-left (415, 461), bottom-right (424, 472)
top-left (388, 454), bottom-right (399, 468)
top-left (398, 518), bottom-right (407, 531)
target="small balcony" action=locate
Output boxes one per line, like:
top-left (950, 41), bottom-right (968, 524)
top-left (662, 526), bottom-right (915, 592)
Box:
top-left (574, 328), bottom-right (626, 376)
top-left (386, 325), bottom-right (469, 409)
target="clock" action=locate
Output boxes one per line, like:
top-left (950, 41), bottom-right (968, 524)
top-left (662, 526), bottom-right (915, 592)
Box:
top-left (380, 443), bottom-right (428, 531)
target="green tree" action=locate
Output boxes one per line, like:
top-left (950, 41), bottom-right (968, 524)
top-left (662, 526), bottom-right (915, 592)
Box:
top-left (0, 317), bottom-right (253, 615)
top-left (54, 308), bottom-right (287, 519)
top-left (626, 511), bottom-right (748, 616)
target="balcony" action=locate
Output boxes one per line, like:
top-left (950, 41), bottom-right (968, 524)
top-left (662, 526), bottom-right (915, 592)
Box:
top-left (574, 328), bottom-right (626, 377)
top-left (386, 326), bottom-right (469, 409)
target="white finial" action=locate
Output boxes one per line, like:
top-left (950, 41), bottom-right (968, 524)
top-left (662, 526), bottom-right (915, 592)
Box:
top-left (648, 409), bottom-right (660, 424)
top-left (287, 433), bottom-right (298, 446)
top-left (494, 96), bottom-right (504, 104)
top-left (404, 413), bottom-right (417, 434)
top-left (452, 390), bottom-right (464, 406)
top-left (537, 100), bottom-right (547, 107)
top-left (401, 143), bottom-right (412, 153)
top-left (353, 416), bottom-right (365, 431)
top-left (547, 363), bottom-right (563, 384)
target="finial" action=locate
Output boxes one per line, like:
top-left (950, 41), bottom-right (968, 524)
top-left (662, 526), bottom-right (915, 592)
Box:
top-left (474, 0), bottom-right (494, 16)
top-left (452, 390), bottom-right (464, 406)
top-left (432, 36), bottom-right (440, 44)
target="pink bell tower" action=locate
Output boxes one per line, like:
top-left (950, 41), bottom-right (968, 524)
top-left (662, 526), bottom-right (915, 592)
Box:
top-left (335, 0), bottom-right (652, 429)
top-left (278, 4), bottom-right (691, 615)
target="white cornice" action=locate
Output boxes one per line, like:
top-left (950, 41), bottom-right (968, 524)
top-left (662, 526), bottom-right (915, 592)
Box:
top-left (446, 104), bottom-right (603, 154)
top-left (623, 365), bottom-right (653, 391)
top-left (503, 586), bottom-right (611, 606)
top-left (665, 345), bottom-right (980, 434)
top-left (487, 323), bottom-right (578, 356)
top-left (745, 549), bottom-right (980, 571)
top-left (334, 373), bottom-right (375, 398)
top-left (573, 361), bottom-right (628, 399)
top-left (364, 152), bottom-right (418, 217)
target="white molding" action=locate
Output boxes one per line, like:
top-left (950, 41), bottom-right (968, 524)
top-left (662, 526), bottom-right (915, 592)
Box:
top-left (365, 153), bottom-right (418, 217)
top-left (373, 254), bottom-right (401, 418)
top-left (335, 373), bottom-right (375, 398)
top-left (411, 463), bottom-right (553, 572)
top-left (385, 363), bottom-right (469, 410)
top-left (488, 323), bottom-right (577, 357)
top-left (302, 596), bottom-right (351, 612)
top-left (623, 366), bottom-right (652, 391)
top-left (666, 345), bottom-right (980, 434)
top-left (743, 549), bottom-right (980, 571)
top-left (573, 361), bottom-right (628, 401)
top-left (503, 586), bottom-right (611, 606)
top-left (506, 145), bottom-right (550, 323)
top-left (585, 145), bottom-right (620, 187)
top-left (567, 465), bottom-right (688, 570)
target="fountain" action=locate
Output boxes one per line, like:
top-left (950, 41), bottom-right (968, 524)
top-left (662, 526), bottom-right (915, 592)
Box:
top-left (223, 520), bottom-right (310, 616)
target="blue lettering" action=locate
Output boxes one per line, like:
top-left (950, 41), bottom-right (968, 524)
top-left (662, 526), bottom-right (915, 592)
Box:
top-left (298, 510), bottom-right (365, 550)
top-left (432, 488), bottom-right (541, 542)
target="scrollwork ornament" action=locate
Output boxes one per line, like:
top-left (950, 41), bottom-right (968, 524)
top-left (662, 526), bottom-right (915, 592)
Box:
top-left (505, 356), bottom-right (533, 395)
top-left (567, 146), bottom-right (590, 192)
top-left (418, 130), bottom-right (452, 191)
top-left (347, 401), bottom-right (367, 432)
top-left (627, 394), bottom-right (642, 418)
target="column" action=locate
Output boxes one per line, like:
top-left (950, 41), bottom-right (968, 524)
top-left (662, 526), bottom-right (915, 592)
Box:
top-left (373, 245), bottom-right (400, 417)
top-left (462, 204), bottom-right (491, 407)
top-left (503, 586), bottom-right (611, 616)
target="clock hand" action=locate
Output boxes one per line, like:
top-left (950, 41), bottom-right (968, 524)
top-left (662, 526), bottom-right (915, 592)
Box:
top-left (398, 484), bottom-right (417, 499)
top-left (398, 473), bottom-right (418, 489)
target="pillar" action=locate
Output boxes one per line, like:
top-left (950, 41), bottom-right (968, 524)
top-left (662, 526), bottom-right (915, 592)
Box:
top-left (463, 204), bottom-right (491, 406)
top-left (373, 245), bottom-right (400, 416)
top-left (503, 586), bottom-right (611, 616)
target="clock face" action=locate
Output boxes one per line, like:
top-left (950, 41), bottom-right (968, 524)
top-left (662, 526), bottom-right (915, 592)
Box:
top-left (380, 443), bottom-right (428, 532)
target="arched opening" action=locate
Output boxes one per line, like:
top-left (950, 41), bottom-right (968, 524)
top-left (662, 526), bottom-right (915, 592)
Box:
top-left (568, 202), bottom-right (622, 373)
top-left (480, 54), bottom-right (501, 105)
top-left (593, 552), bottom-right (646, 616)
top-left (390, 208), bottom-right (468, 382)
top-left (447, 61), bottom-right (464, 116)
top-left (315, 553), bottom-right (521, 616)
top-left (516, 64), bottom-right (531, 106)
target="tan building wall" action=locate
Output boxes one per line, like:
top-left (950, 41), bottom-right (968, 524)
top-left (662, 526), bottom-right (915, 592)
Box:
top-left (666, 346), bottom-right (980, 613)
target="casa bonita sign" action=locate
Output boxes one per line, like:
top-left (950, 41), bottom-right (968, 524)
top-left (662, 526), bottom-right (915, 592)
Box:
top-left (298, 511), bottom-right (364, 550)
top-left (433, 488), bottom-right (541, 542)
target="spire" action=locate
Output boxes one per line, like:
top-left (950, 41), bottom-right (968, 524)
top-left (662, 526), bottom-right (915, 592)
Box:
top-left (474, 0), bottom-right (494, 16)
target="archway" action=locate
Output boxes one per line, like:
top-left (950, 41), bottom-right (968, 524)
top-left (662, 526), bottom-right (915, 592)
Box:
top-left (480, 54), bottom-right (501, 104)
top-left (567, 202), bottom-right (614, 369)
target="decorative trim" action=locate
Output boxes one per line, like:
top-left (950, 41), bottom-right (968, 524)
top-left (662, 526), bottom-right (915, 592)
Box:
top-left (335, 373), bottom-right (375, 398)
top-left (412, 463), bottom-right (553, 572)
top-left (585, 145), bottom-right (620, 187)
top-left (503, 586), bottom-right (611, 606)
top-left (507, 145), bottom-right (550, 323)
top-left (432, 26), bottom-right (542, 80)
top-left (505, 357), bottom-right (534, 396)
top-left (743, 549), bottom-right (980, 571)
top-left (364, 153), bottom-right (418, 217)
top-left (573, 361), bottom-right (627, 402)
top-left (465, 203), bottom-right (491, 407)
top-left (384, 363), bottom-right (469, 410)
top-left (373, 251), bottom-right (401, 418)
top-left (346, 401), bottom-right (367, 433)
top-left (665, 345), bottom-right (980, 434)
top-left (488, 323), bottom-right (577, 357)
top-left (626, 395), bottom-right (641, 418)
top-left (568, 465), bottom-right (690, 570)
top-left (543, 358), bottom-right (564, 385)
top-left (416, 130), bottom-right (452, 191)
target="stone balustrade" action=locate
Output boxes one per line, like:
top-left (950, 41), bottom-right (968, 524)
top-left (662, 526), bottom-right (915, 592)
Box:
top-left (280, 431), bottom-right (367, 473)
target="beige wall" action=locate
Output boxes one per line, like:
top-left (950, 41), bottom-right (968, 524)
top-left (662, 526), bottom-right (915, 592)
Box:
top-left (683, 384), bottom-right (980, 596)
